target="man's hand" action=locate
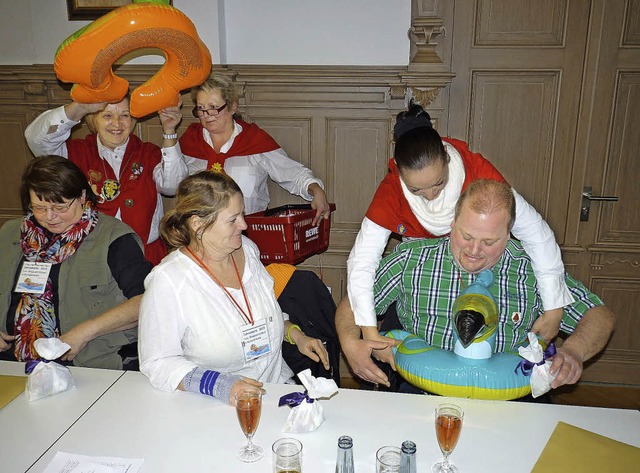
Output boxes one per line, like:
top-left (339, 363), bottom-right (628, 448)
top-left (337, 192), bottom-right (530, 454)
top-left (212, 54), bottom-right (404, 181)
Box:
top-left (547, 305), bottom-right (615, 388)
top-left (336, 296), bottom-right (402, 387)
top-left (341, 334), bottom-right (395, 387)
top-left (0, 331), bottom-right (15, 352)
top-left (361, 326), bottom-right (400, 370)
top-left (549, 346), bottom-right (583, 388)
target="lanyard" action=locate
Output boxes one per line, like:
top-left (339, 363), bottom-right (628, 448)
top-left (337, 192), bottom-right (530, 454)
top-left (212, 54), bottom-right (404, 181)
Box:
top-left (185, 246), bottom-right (255, 325)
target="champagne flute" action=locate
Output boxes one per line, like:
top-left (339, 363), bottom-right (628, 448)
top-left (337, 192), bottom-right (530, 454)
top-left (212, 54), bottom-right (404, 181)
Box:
top-left (235, 387), bottom-right (264, 462)
top-left (432, 403), bottom-right (464, 473)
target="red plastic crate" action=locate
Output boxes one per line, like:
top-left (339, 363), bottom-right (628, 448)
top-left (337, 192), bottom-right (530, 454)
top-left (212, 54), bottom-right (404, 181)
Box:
top-left (245, 203), bottom-right (336, 264)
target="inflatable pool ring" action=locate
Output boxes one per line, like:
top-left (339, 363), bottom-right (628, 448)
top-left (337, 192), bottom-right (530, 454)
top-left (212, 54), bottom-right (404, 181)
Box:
top-left (389, 270), bottom-right (533, 400)
top-left (54, 0), bottom-right (212, 117)
top-left (389, 330), bottom-right (532, 400)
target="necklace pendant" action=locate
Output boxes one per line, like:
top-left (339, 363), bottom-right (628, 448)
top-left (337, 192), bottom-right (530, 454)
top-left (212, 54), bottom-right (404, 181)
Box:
top-left (101, 179), bottom-right (121, 202)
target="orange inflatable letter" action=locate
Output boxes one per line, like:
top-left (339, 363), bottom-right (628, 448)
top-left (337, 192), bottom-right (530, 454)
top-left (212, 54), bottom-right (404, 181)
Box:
top-left (54, 1), bottom-right (212, 117)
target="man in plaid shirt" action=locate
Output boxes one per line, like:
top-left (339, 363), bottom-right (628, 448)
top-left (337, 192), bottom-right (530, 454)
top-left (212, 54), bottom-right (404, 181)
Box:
top-left (337, 180), bottom-right (615, 390)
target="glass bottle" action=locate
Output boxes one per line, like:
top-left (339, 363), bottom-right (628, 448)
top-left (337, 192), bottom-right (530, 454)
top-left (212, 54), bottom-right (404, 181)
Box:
top-left (399, 440), bottom-right (416, 473)
top-left (335, 435), bottom-right (354, 473)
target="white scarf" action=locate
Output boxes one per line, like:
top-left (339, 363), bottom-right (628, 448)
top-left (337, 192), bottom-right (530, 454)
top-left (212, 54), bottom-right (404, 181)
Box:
top-left (399, 141), bottom-right (466, 236)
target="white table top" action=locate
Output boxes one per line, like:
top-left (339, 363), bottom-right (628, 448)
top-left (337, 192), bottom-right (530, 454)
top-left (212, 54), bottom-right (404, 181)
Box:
top-left (0, 361), bottom-right (125, 473)
top-left (21, 369), bottom-right (640, 473)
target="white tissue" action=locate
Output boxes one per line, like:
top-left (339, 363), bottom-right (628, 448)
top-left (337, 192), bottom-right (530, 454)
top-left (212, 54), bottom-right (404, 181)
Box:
top-left (282, 369), bottom-right (338, 433)
top-left (518, 332), bottom-right (557, 398)
top-left (297, 369), bottom-right (338, 399)
top-left (26, 338), bottom-right (76, 402)
top-left (33, 337), bottom-right (72, 359)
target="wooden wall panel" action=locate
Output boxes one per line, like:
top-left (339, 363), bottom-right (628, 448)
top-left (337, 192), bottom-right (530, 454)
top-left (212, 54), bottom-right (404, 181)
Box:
top-left (250, 117), bottom-right (312, 209)
top-left (329, 119), bottom-right (390, 226)
top-left (582, 278), bottom-right (640, 384)
top-left (598, 72), bottom-right (640, 242)
top-left (468, 71), bottom-right (559, 213)
top-left (449, 1), bottom-right (589, 241)
top-left (475, 0), bottom-right (567, 46)
top-left (623, 0), bottom-right (640, 45)
top-left (0, 114), bottom-right (31, 220)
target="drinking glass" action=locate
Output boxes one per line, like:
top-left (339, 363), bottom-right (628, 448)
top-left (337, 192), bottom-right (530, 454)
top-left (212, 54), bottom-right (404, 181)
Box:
top-left (272, 437), bottom-right (303, 473)
top-left (432, 403), bottom-right (464, 473)
top-left (235, 387), bottom-right (263, 462)
top-left (376, 446), bottom-right (402, 473)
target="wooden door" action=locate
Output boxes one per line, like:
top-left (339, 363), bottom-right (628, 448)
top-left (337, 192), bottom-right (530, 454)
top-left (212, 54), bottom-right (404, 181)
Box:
top-left (445, 0), bottom-right (639, 385)
top-left (447, 0), bottom-right (589, 236)
top-left (567, 0), bottom-right (640, 385)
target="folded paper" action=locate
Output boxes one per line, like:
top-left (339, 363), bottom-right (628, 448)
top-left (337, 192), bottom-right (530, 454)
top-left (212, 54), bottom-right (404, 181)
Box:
top-left (532, 421), bottom-right (640, 472)
top-left (0, 375), bottom-right (27, 408)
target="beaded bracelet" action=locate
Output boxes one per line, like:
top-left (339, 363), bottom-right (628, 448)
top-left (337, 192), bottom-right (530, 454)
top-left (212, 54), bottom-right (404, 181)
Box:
top-left (286, 324), bottom-right (301, 345)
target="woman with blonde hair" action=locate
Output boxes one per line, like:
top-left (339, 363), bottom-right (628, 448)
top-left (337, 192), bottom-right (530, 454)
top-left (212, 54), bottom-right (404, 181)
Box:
top-left (179, 72), bottom-right (330, 225)
top-left (25, 94), bottom-right (186, 265)
top-left (139, 171), bottom-right (328, 404)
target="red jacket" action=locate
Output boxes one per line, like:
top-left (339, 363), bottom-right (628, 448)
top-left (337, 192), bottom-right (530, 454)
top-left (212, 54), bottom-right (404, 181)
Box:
top-left (66, 134), bottom-right (160, 246)
top-left (365, 138), bottom-right (506, 237)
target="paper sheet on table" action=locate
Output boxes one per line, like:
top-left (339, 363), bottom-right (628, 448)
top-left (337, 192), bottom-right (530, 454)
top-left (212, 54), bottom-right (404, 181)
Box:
top-left (0, 375), bottom-right (27, 409)
top-left (42, 452), bottom-right (143, 473)
top-left (531, 421), bottom-right (640, 472)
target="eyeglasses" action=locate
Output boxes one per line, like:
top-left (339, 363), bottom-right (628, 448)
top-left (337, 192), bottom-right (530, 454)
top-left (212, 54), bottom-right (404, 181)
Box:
top-left (192, 103), bottom-right (228, 118)
top-left (29, 198), bottom-right (77, 215)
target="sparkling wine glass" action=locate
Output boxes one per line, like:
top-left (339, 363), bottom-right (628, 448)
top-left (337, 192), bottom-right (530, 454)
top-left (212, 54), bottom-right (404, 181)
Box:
top-left (235, 387), bottom-right (264, 462)
top-left (432, 403), bottom-right (464, 473)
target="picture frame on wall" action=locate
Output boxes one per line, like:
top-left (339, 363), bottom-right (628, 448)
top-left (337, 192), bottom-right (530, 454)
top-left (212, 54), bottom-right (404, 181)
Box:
top-left (66, 0), bottom-right (172, 21)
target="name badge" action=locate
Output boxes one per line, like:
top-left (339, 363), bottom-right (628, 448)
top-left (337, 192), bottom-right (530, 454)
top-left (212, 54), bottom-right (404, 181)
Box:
top-left (240, 320), bottom-right (271, 362)
top-left (15, 261), bottom-right (52, 294)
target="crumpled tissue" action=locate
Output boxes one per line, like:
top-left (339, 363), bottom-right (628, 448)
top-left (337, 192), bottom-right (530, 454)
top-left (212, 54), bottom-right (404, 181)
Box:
top-left (26, 338), bottom-right (76, 401)
top-left (279, 369), bottom-right (339, 432)
top-left (517, 332), bottom-right (557, 398)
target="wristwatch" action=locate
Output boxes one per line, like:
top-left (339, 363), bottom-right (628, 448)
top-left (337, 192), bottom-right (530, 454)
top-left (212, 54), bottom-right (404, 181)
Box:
top-left (162, 133), bottom-right (178, 140)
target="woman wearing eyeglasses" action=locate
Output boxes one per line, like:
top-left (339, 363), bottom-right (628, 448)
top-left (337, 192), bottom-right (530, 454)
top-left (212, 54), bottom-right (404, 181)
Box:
top-left (179, 72), bottom-right (330, 225)
top-left (0, 156), bottom-right (153, 369)
top-left (24, 95), bottom-right (187, 265)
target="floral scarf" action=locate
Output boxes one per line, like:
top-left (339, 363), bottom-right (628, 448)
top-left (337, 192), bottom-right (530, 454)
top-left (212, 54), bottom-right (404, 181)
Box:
top-left (13, 206), bottom-right (98, 361)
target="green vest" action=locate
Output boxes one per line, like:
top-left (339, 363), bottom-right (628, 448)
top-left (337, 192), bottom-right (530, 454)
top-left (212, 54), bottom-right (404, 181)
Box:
top-left (0, 214), bottom-right (143, 369)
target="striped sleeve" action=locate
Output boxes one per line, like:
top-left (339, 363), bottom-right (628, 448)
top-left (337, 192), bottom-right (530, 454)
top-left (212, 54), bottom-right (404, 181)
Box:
top-left (374, 251), bottom-right (407, 316)
top-left (560, 273), bottom-right (604, 334)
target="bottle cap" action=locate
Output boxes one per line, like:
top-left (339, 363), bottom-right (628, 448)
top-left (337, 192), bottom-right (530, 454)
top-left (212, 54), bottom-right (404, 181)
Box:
top-left (401, 440), bottom-right (416, 454)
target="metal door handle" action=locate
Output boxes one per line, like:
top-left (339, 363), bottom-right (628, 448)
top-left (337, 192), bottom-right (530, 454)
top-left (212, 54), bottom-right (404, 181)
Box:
top-left (581, 186), bottom-right (619, 221)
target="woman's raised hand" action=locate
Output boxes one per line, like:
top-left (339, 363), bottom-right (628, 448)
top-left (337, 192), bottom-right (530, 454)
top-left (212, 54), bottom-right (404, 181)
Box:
top-left (158, 94), bottom-right (183, 134)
